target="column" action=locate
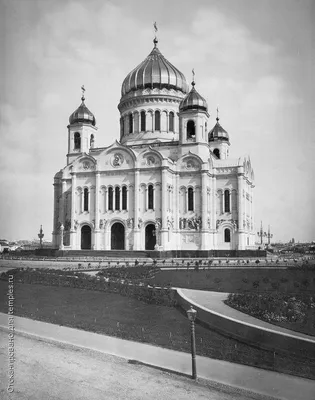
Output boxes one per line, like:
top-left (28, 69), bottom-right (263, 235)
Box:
top-left (185, 188), bottom-right (188, 213)
top-left (211, 176), bottom-right (217, 249)
top-left (70, 173), bottom-right (77, 249)
top-left (160, 167), bottom-right (168, 250)
top-left (145, 186), bottom-right (148, 211)
top-left (221, 191), bottom-right (224, 214)
top-left (52, 181), bottom-right (60, 248)
top-left (119, 186), bottom-right (122, 211)
top-left (58, 180), bottom-right (67, 248)
top-left (238, 173), bottom-right (246, 249)
top-left (133, 169), bottom-right (140, 249)
top-left (152, 186), bottom-right (155, 211)
top-left (88, 188), bottom-right (91, 213)
top-left (175, 173), bottom-right (180, 249)
top-left (104, 187), bottom-right (107, 212)
top-left (94, 172), bottom-right (101, 249)
top-left (201, 170), bottom-right (208, 250)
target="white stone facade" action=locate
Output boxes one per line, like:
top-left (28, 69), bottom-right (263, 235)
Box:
top-left (52, 41), bottom-right (255, 251)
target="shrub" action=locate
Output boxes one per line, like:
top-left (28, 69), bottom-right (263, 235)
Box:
top-left (255, 259), bottom-right (260, 264)
top-left (271, 281), bottom-right (280, 290)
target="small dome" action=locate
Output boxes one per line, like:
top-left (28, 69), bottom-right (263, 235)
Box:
top-left (179, 82), bottom-right (208, 112)
top-left (69, 96), bottom-right (96, 126)
top-left (121, 39), bottom-right (189, 97)
top-left (208, 117), bottom-right (229, 142)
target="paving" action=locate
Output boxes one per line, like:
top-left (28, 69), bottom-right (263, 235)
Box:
top-left (179, 289), bottom-right (315, 343)
top-left (1, 331), bottom-right (248, 400)
top-left (0, 313), bottom-right (314, 400)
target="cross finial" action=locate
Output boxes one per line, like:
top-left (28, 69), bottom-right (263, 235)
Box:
top-left (153, 22), bottom-right (158, 46)
top-left (192, 68), bottom-right (195, 87)
top-left (216, 106), bottom-right (219, 121)
top-left (81, 85), bottom-right (85, 101)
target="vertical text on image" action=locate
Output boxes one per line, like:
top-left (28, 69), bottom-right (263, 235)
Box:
top-left (7, 274), bottom-right (15, 393)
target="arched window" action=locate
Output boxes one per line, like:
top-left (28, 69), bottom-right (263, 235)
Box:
top-left (120, 118), bottom-right (124, 137)
top-left (83, 188), bottom-right (89, 211)
top-left (90, 134), bottom-right (94, 147)
top-left (213, 148), bottom-right (220, 159)
top-left (122, 186), bottom-right (127, 210)
top-left (108, 187), bottom-right (113, 210)
top-left (115, 187), bottom-right (120, 210)
top-left (140, 111), bottom-right (146, 131)
top-left (187, 120), bottom-right (195, 139)
top-left (224, 228), bottom-right (231, 243)
top-left (74, 132), bottom-right (81, 150)
top-left (155, 111), bottom-right (160, 131)
top-left (129, 114), bottom-right (133, 134)
top-left (169, 112), bottom-right (174, 132)
top-left (188, 187), bottom-right (194, 211)
top-left (148, 184), bottom-right (154, 210)
top-left (224, 190), bottom-right (230, 212)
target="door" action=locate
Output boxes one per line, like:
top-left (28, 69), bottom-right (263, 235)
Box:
top-left (81, 225), bottom-right (91, 249)
top-left (111, 222), bottom-right (125, 250)
top-left (145, 224), bottom-right (156, 250)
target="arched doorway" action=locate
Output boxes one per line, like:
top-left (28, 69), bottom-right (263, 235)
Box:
top-left (145, 224), bottom-right (156, 250)
top-left (81, 225), bottom-right (91, 250)
top-left (111, 222), bottom-right (125, 250)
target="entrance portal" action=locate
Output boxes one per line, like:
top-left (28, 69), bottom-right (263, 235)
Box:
top-left (145, 224), bottom-right (156, 250)
top-left (111, 222), bottom-right (125, 250)
top-left (81, 225), bottom-right (91, 250)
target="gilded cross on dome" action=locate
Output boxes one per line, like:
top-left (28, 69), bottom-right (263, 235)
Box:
top-left (192, 68), bottom-right (195, 87)
top-left (153, 22), bottom-right (158, 46)
top-left (81, 85), bottom-right (85, 101)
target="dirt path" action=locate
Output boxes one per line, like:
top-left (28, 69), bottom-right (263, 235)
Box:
top-left (0, 332), bottom-right (251, 400)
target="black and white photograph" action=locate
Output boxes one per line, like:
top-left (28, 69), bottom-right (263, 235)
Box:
top-left (0, 0), bottom-right (315, 399)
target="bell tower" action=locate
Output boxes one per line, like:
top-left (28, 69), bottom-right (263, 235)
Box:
top-left (67, 86), bottom-right (98, 165)
top-left (178, 74), bottom-right (209, 146)
top-left (208, 108), bottom-right (230, 160)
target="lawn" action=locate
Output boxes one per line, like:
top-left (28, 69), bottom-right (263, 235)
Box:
top-left (0, 279), bottom-right (314, 381)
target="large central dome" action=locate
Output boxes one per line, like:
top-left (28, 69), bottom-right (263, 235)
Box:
top-left (121, 39), bottom-right (189, 97)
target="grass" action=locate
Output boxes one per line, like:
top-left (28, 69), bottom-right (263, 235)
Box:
top-left (0, 280), bottom-right (314, 381)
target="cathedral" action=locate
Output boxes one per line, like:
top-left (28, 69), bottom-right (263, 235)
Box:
top-left (52, 36), bottom-right (255, 251)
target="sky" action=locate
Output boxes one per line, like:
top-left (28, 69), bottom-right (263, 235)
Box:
top-left (0, 0), bottom-right (314, 243)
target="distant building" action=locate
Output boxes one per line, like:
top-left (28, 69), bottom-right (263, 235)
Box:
top-left (52, 37), bottom-right (255, 251)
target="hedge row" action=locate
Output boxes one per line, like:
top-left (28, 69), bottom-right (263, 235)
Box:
top-left (0, 269), bottom-right (177, 307)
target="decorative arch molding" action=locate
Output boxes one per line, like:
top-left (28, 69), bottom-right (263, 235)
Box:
top-left (178, 151), bottom-right (204, 171)
top-left (216, 219), bottom-right (238, 232)
top-left (105, 217), bottom-right (127, 232)
top-left (105, 140), bottom-right (137, 163)
top-left (79, 220), bottom-right (95, 230)
top-left (72, 153), bottom-right (97, 172)
top-left (144, 219), bottom-right (156, 227)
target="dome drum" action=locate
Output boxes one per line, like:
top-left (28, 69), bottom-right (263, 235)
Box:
top-left (120, 42), bottom-right (189, 100)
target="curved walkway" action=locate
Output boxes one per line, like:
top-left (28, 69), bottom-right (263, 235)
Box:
top-left (178, 289), bottom-right (315, 358)
top-left (1, 313), bottom-right (315, 400)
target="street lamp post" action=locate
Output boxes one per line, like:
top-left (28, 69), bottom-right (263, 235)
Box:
top-left (187, 305), bottom-right (197, 380)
